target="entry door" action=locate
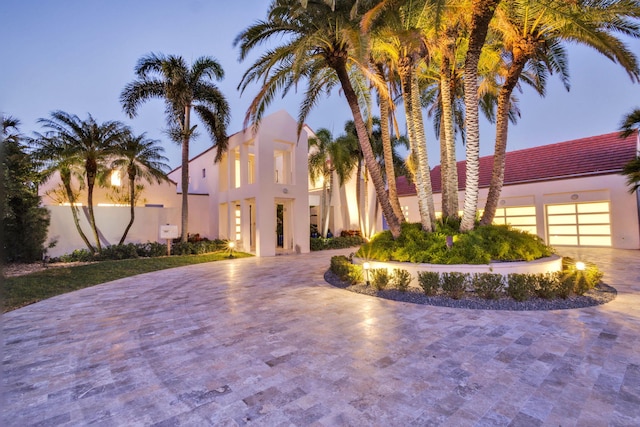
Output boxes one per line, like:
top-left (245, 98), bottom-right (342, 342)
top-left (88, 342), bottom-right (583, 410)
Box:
top-left (276, 203), bottom-right (284, 248)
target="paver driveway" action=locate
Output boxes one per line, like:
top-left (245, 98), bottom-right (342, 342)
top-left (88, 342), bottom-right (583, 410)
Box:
top-left (2, 247), bottom-right (640, 426)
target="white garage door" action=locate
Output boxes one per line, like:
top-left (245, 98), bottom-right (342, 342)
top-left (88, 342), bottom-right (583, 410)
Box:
top-left (546, 202), bottom-right (611, 247)
top-left (493, 206), bottom-right (537, 234)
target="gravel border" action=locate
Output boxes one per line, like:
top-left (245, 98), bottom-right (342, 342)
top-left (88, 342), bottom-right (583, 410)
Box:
top-left (324, 270), bottom-right (617, 311)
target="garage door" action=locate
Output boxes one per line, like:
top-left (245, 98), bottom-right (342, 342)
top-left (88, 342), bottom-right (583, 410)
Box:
top-left (546, 202), bottom-right (611, 247)
top-left (492, 206), bottom-right (537, 234)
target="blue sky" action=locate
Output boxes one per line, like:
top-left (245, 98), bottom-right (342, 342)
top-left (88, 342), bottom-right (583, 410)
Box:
top-left (2, 0), bottom-right (639, 169)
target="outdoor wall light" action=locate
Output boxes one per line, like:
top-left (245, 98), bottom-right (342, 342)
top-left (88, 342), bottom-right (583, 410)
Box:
top-left (363, 261), bottom-right (371, 286)
top-left (575, 261), bottom-right (586, 271)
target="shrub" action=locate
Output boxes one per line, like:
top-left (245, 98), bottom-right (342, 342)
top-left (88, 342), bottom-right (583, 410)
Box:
top-left (140, 241), bottom-right (168, 257)
top-left (441, 272), bottom-right (468, 299)
top-left (417, 271), bottom-right (440, 296)
top-left (370, 268), bottom-right (391, 291)
top-left (390, 268), bottom-right (412, 292)
top-left (329, 256), bottom-right (362, 285)
top-left (472, 273), bottom-right (504, 300)
top-left (98, 244), bottom-right (139, 260)
top-left (507, 274), bottom-right (536, 301)
top-left (535, 272), bottom-right (561, 299)
top-left (311, 235), bottom-right (366, 251)
top-left (356, 223), bottom-right (553, 265)
top-left (58, 249), bottom-right (95, 263)
top-left (561, 257), bottom-right (603, 295)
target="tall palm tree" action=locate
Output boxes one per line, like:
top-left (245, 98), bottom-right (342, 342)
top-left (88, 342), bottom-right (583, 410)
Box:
top-left (364, 0), bottom-right (438, 232)
top-left (35, 111), bottom-right (127, 253)
top-left (121, 53), bottom-right (230, 243)
top-left (235, 0), bottom-right (403, 238)
top-left (480, 0), bottom-right (640, 225)
top-left (110, 130), bottom-right (171, 244)
top-left (308, 128), bottom-right (357, 237)
top-left (459, 0), bottom-right (502, 232)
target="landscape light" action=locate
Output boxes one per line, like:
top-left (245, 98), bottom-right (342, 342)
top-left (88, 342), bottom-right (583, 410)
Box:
top-left (575, 261), bottom-right (586, 271)
top-left (363, 262), bottom-right (371, 286)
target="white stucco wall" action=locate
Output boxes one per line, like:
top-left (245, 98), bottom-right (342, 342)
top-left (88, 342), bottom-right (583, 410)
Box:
top-left (397, 173), bottom-right (640, 250)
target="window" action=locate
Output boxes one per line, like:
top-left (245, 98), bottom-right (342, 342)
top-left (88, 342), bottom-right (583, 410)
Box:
top-left (110, 170), bottom-right (122, 187)
top-left (202, 168), bottom-right (206, 178)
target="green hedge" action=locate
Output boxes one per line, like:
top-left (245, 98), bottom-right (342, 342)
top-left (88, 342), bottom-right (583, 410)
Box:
top-left (311, 235), bottom-right (366, 251)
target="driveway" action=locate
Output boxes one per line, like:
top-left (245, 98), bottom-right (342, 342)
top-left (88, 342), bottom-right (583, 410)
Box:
top-left (3, 247), bottom-right (640, 426)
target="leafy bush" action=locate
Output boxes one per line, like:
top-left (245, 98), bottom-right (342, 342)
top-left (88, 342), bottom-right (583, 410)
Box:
top-left (472, 273), bottom-right (504, 300)
top-left (417, 271), bottom-right (440, 296)
top-left (535, 272), bottom-right (561, 299)
top-left (329, 255), bottom-right (362, 285)
top-left (98, 243), bottom-right (139, 260)
top-left (561, 257), bottom-right (603, 295)
top-left (441, 272), bottom-right (468, 299)
top-left (57, 249), bottom-right (95, 263)
top-left (370, 268), bottom-right (391, 291)
top-left (390, 268), bottom-right (412, 292)
top-left (139, 241), bottom-right (168, 257)
top-left (506, 274), bottom-right (536, 301)
top-left (311, 235), bottom-right (366, 251)
top-left (356, 223), bottom-right (553, 265)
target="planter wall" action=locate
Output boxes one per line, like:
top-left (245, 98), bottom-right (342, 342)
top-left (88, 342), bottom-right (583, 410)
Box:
top-left (353, 255), bottom-right (563, 289)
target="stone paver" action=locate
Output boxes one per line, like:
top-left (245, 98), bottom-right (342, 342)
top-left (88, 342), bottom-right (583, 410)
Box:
top-left (2, 247), bottom-right (640, 426)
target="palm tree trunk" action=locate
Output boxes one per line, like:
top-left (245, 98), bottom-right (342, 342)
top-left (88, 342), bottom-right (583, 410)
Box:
top-left (440, 58), bottom-right (459, 219)
top-left (323, 171), bottom-right (334, 237)
top-left (410, 70), bottom-right (436, 231)
top-left (377, 65), bottom-right (405, 223)
top-left (355, 159), bottom-right (365, 237)
top-left (62, 171), bottom-right (95, 253)
top-left (460, 0), bottom-right (501, 232)
top-left (180, 105), bottom-right (191, 243)
top-left (363, 166), bottom-right (370, 238)
top-left (332, 61), bottom-right (401, 239)
top-left (86, 163), bottom-right (101, 252)
top-left (119, 171), bottom-right (136, 245)
top-left (480, 52), bottom-right (528, 225)
top-left (400, 60), bottom-right (432, 232)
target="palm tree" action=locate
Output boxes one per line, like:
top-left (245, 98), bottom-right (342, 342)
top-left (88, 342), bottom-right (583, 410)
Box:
top-left (619, 107), bottom-right (640, 193)
top-left (35, 111), bottom-right (128, 253)
top-left (459, 0), bottom-right (502, 232)
top-left (364, 0), bottom-right (438, 232)
top-left (308, 128), bottom-right (357, 237)
top-left (620, 107), bottom-right (640, 138)
top-left (480, 0), bottom-right (640, 225)
top-left (235, 0), bottom-right (403, 238)
top-left (120, 53), bottom-right (230, 243)
top-left (110, 130), bottom-right (171, 244)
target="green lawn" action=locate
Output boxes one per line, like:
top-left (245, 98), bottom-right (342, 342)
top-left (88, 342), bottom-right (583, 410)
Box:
top-left (2, 251), bottom-right (252, 312)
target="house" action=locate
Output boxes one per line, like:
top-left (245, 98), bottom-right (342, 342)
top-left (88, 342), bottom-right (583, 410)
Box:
top-left (394, 131), bottom-right (640, 249)
top-left (40, 110), bottom-right (638, 257)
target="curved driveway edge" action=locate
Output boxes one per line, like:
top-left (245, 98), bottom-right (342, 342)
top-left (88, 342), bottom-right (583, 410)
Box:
top-left (3, 248), bottom-right (640, 426)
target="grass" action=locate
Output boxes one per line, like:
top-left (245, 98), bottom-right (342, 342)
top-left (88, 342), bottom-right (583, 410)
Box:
top-left (2, 251), bottom-right (252, 312)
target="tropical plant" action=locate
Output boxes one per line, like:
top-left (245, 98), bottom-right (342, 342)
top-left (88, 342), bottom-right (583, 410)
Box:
top-left (235, 0), bottom-right (403, 238)
top-left (120, 53), bottom-right (230, 243)
top-left (481, 0), bottom-right (640, 225)
top-left (308, 128), bottom-right (357, 237)
top-left (619, 107), bottom-right (640, 138)
top-left (2, 115), bottom-right (51, 262)
top-left (33, 111), bottom-right (128, 253)
top-left (110, 130), bottom-right (170, 244)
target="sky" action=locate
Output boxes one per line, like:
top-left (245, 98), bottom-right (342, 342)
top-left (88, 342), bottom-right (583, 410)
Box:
top-left (2, 0), bottom-right (639, 170)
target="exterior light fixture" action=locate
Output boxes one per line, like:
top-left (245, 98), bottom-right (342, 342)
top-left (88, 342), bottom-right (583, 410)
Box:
top-left (363, 261), bottom-right (371, 286)
top-left (575, 261), bottom-right (586, 271)
top-left (228, 241), bottom-right (236, 258)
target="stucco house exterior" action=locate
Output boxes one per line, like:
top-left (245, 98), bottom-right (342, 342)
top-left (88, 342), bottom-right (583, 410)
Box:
top-left (394, 131), bottom-right (640, 249)
top-left (39, 109), bottom-right (638, 256)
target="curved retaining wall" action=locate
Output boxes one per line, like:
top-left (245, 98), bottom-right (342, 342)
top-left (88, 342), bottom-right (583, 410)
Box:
top-left (353, 255), bottom-right (563, 289)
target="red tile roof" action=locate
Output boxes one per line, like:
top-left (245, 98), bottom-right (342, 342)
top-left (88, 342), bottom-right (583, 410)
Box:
top-left (397, 131), bottom-right (639, 196)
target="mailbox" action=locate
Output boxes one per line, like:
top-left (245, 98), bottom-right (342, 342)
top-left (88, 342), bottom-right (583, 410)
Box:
top-left (160, 225), bottom-right (179, 239)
